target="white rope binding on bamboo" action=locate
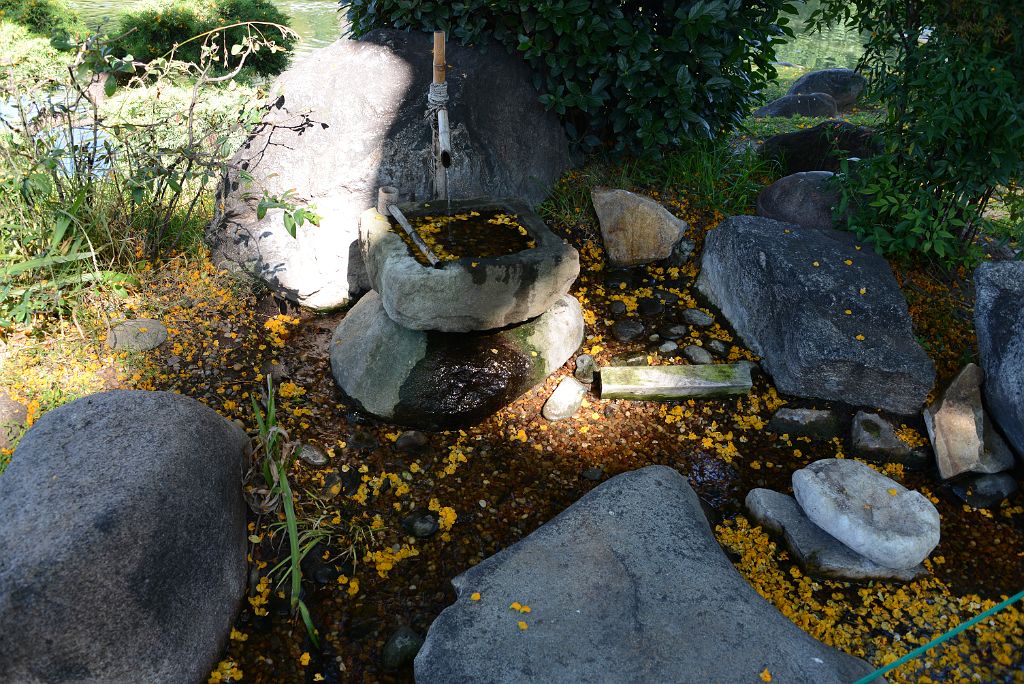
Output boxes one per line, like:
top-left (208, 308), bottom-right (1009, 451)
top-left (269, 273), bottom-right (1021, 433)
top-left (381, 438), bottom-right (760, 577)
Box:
top-left (426, 81), bottom-right (448, 118)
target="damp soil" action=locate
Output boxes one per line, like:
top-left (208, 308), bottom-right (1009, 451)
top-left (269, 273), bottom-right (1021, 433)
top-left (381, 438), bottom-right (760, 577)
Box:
top-left (393, 210), bottom-right (536, 266)
top-left (214, 205), bottom-right (1023, 683)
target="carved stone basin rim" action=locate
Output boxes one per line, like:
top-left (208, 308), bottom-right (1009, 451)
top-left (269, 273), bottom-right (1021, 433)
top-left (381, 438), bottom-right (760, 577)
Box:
top-left (359, 197), bottom-right (580, 333)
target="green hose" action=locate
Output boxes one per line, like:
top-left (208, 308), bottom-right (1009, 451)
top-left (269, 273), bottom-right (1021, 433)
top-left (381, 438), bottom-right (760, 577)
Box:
top-left (853, 588), bottom-right (1024, 683)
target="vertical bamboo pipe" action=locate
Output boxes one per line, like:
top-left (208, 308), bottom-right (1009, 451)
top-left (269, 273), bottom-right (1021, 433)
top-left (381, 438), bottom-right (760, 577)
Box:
top-left (432, 31), bottom-right (450, 196)
top-left (433, 31), bottom-right (446, 85)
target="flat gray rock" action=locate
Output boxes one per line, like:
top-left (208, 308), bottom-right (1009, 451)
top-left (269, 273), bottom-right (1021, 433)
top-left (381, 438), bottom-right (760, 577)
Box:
top-left (415, 466), bottom-right (875, 684)
top-left (851, 411), bottom-right (927, 468)
top-left (697, 216), bottom-right (934, 414)
top-left (952, 473), bottom-right (1019, 509)
top-left (746, 488), bottom-right (926, 582)
top-left (542, 377), bottom-right (587, 421)
top-left (768, 407), bottom-right (840, 439)
top-left (107, 318), bottom-right (168, 351)
top-left (787, 68), bottom-right (867, 109)
top-left (0, 390), bottom-right (248, 684)
top-left (753, 92), bottom-right (838, 118)
top-left (592, 188), bottom-right (689, 267)
top-left (0, 391), bottom-right (27, 451)
top-left (975, 262), bottom-right (1024, 460)
top-left (331, 291), bottom-right (583, 430)
top-left (793, 459), bottom-right (940, 570)
top-left (209, 30), bottom-right (572, 310)
top-left (924, 363), bottom-right (1015, 478)
top-left (361, 199), bottom-right (579, 332)
top-left (757, 171), bottom-right (840, 231)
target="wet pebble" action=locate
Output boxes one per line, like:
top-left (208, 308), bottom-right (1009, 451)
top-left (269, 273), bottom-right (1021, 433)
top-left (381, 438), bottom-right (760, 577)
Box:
top-left (582, 467), bottom-right (605, 481)
top-left (382, 626), bottom-right (424, 671)
top-left (658, 341), bottom-right (679, 354)
top-left (349, 429), bottom-right (379, 450)
top-left (542, 377), bottom-right (587, 422)
top-left (612, 319), bottom-right (644, 342)
top-left (574, 354), bottom-right (595, 384)
top-left (706, 339), bottom-right (728, 356)
top-left (401, 510), bottom-right (440, 538)
top-left (396, 431), bottom-right (429, 452)
top-left (609, 353), bottom-right (648, 367)
top-left (609, 301), bottom-right (627, 316)
top-left (658, 324), bottom-right (689, 340)
top-left (637, 298), bottom-right (665, 316)
top-left (654, 289), bottom-right (680, 304)
top-left (298, 443), bottom-right (329, 467)
top-left (682, 308), bottom-right (714, 327)
top-left (666, 237), bottom-right (696, 266)
top-left (683, 345), bottom-right (714, 364)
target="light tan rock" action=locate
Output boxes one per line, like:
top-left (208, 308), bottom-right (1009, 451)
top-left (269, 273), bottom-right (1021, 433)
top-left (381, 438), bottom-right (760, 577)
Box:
top-left (592, 188), bottom-right (688, 267)
top-left (924, 363), bottom-right (1015, 479)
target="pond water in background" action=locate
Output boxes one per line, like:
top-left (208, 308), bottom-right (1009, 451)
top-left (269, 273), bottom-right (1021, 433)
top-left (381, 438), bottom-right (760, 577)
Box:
top-left (69, 0), bottom-right (346, 59)
top-left (71, 0), bottom-right (861, 70)
top-left (773, 0), bottom-right (867, 70)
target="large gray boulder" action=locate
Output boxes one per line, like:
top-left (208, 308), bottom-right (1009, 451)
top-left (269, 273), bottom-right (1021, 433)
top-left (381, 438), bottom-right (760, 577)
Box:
top-left (0, 390), bottom-right (248, 684)
top-left (787, 68), bottom-right (867, 109)
top-left (592, 188), bottom-right (689, 267)
top-left (756, 171), bottom-right (840, 231)
top-left (793, 459), bottom-right (940, 570)
top-left (330, 291), bottom-right (583, 430)
top-left (415, 466), bottom-right (875, 683)
top-left (974, 261), bottom-right (1024, 459)
top-left (696, 216), bottom-right (935, 414)
top-left (761, 121), bottom-right (879, 175)
top-left (360, 199), bottom-right (579, 332)
top-left (746, 487), bottom-right (926, 582)
top-left (208, 30), bottom-right (572, 310)
top-left (753, 92), bottom-right (838, 119)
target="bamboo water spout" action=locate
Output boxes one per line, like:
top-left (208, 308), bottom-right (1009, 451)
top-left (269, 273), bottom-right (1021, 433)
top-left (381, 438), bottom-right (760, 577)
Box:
top-left (429, 31), bottom-right (452, 200)
top-left (377, 186), bottom-right (442, 268)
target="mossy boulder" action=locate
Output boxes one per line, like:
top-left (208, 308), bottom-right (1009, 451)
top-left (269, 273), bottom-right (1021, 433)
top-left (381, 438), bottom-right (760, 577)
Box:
top-left (329, 291), bottom-right (583, 429)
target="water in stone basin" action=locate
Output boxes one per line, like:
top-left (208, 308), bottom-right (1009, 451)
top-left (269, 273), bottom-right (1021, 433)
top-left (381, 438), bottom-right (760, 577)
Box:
top-left (393, 209), bottom-right (537, 266)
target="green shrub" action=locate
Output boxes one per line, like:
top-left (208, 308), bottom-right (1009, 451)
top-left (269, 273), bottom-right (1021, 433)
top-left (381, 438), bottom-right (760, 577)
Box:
top-left (814, 0), bottom-right (1024, 266)
top-left (0, 30), bottom-right (271, 330)
top-left (0, 0), bottom-right (83, 38)
top-left (0, 20), bottom-right (65, 83)
top-left (340, 0), bottom-right (795, 155)
top-left (115, 0), bottom-right (296, 76)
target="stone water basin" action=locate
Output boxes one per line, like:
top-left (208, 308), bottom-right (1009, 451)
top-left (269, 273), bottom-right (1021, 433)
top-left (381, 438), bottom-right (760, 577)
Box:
top-left (359, 198), bottom-right (580, 332)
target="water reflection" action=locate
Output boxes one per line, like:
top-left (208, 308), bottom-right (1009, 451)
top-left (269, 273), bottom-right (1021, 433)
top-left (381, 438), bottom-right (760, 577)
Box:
top-left (69, 0), bottom-right (345, 58)
top-left (773, 0), bottom-right (867, 70)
